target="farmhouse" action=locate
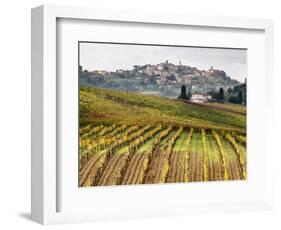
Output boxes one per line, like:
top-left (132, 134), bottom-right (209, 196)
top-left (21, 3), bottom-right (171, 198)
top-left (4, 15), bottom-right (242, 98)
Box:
top-left (190, 93), bottom-right (211, 103)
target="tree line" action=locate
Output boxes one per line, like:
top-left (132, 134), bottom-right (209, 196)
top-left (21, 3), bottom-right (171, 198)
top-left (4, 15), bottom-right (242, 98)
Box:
top-left (178, 84), bottom-right (246, 105)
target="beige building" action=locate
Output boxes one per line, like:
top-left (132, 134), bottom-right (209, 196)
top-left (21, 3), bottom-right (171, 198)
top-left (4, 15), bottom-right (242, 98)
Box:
top-left (191, 94), bottom-right (211, 103)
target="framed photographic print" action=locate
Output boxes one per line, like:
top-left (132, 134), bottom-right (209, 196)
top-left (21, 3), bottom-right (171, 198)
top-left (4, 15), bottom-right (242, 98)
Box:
top-left (31, 5), bottom-right (274, 225)
top-left (78, 42), bottom-right (247, 187)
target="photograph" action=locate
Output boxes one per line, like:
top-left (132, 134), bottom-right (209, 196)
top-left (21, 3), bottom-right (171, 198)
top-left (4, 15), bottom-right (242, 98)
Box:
top-left (78, 42), bottom-right (247, 187)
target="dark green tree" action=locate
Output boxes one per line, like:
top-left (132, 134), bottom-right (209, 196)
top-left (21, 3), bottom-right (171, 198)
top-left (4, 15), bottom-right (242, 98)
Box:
top-left (238, 90), bottom-right (243, 104)
top-left (208, 90), bottom-right (220, 101)
top-left (178, 85), bottom-right (188, 100)
top-left (228, 96), bottom-right (238, 104)
top-left (219, 87), bottom-right (224, 103)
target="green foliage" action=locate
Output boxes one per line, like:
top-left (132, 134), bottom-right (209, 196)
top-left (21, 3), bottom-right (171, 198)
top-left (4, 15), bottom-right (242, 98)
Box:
top-left (228, 96), bottom-right (239, 104)
top-left (227, 83), bottom-right (246, 104)
top-left (228, 90), bottom-right (243, 104)
top-left (208, 90), bottom-right (220, 101)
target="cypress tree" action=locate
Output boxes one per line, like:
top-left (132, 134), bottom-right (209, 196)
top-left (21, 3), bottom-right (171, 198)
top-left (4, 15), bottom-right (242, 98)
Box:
top-left (238, 90), bottom-right (243, 104)
top-left (219, 87), bottom-right (224, 103)
top-left (179, 85), bottom-right (187, 100)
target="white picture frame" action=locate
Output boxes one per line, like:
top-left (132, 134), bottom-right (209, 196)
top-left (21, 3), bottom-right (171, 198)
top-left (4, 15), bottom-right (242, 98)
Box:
top-left (31, 5), bottom-right (274, 225)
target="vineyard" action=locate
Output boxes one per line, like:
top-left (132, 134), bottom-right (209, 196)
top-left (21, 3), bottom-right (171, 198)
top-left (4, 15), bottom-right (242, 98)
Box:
top-left (79, 87), bottom-right (246, 187)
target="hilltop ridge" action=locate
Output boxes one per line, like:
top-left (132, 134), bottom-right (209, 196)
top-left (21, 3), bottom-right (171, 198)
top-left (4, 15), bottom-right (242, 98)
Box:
top-left (79, 60), bottom-right (243, 98)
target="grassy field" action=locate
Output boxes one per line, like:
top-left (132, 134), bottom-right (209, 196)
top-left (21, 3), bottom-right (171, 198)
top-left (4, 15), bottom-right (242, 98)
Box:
top-left (80, 87), bottom-right (246, 132)
top-left (79, 86), bottom-right (246, 187)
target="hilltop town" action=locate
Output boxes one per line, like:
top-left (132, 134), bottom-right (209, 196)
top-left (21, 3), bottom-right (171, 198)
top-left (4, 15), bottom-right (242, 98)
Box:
top-left (79, 60), bottom-right (243, 99)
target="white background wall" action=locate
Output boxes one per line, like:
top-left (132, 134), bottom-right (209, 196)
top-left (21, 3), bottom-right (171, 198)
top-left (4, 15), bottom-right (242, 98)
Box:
top-left (0, 0), bottom-right (280, 229)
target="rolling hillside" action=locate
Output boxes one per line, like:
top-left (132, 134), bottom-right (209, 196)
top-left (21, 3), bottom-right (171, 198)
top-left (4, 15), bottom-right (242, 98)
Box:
top-left (79, 87), bottom-right (246, 186)
top-left (80, 87), bottom-right (246, 133)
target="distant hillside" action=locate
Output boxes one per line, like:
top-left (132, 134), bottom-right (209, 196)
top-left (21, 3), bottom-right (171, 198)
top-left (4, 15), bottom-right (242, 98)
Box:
top-left (80, 87), bottom-right (246, 132)
top-left (79, 61), bottom-right (242, 98)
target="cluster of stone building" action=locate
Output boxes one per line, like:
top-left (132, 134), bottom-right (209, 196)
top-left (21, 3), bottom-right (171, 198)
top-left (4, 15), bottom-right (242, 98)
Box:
top-left (80, 60), bottom-right (242, 102)
top-left (128, 60), bottom-right (234, 93)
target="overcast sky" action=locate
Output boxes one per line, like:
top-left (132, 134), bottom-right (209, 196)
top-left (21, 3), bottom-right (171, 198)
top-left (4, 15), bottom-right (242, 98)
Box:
top-left (80, 42), bottom-right (247, 82)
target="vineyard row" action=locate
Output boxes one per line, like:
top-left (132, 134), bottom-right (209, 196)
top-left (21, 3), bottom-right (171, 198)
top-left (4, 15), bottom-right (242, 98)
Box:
top-left (79, 125), bottom-right (246, 186)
